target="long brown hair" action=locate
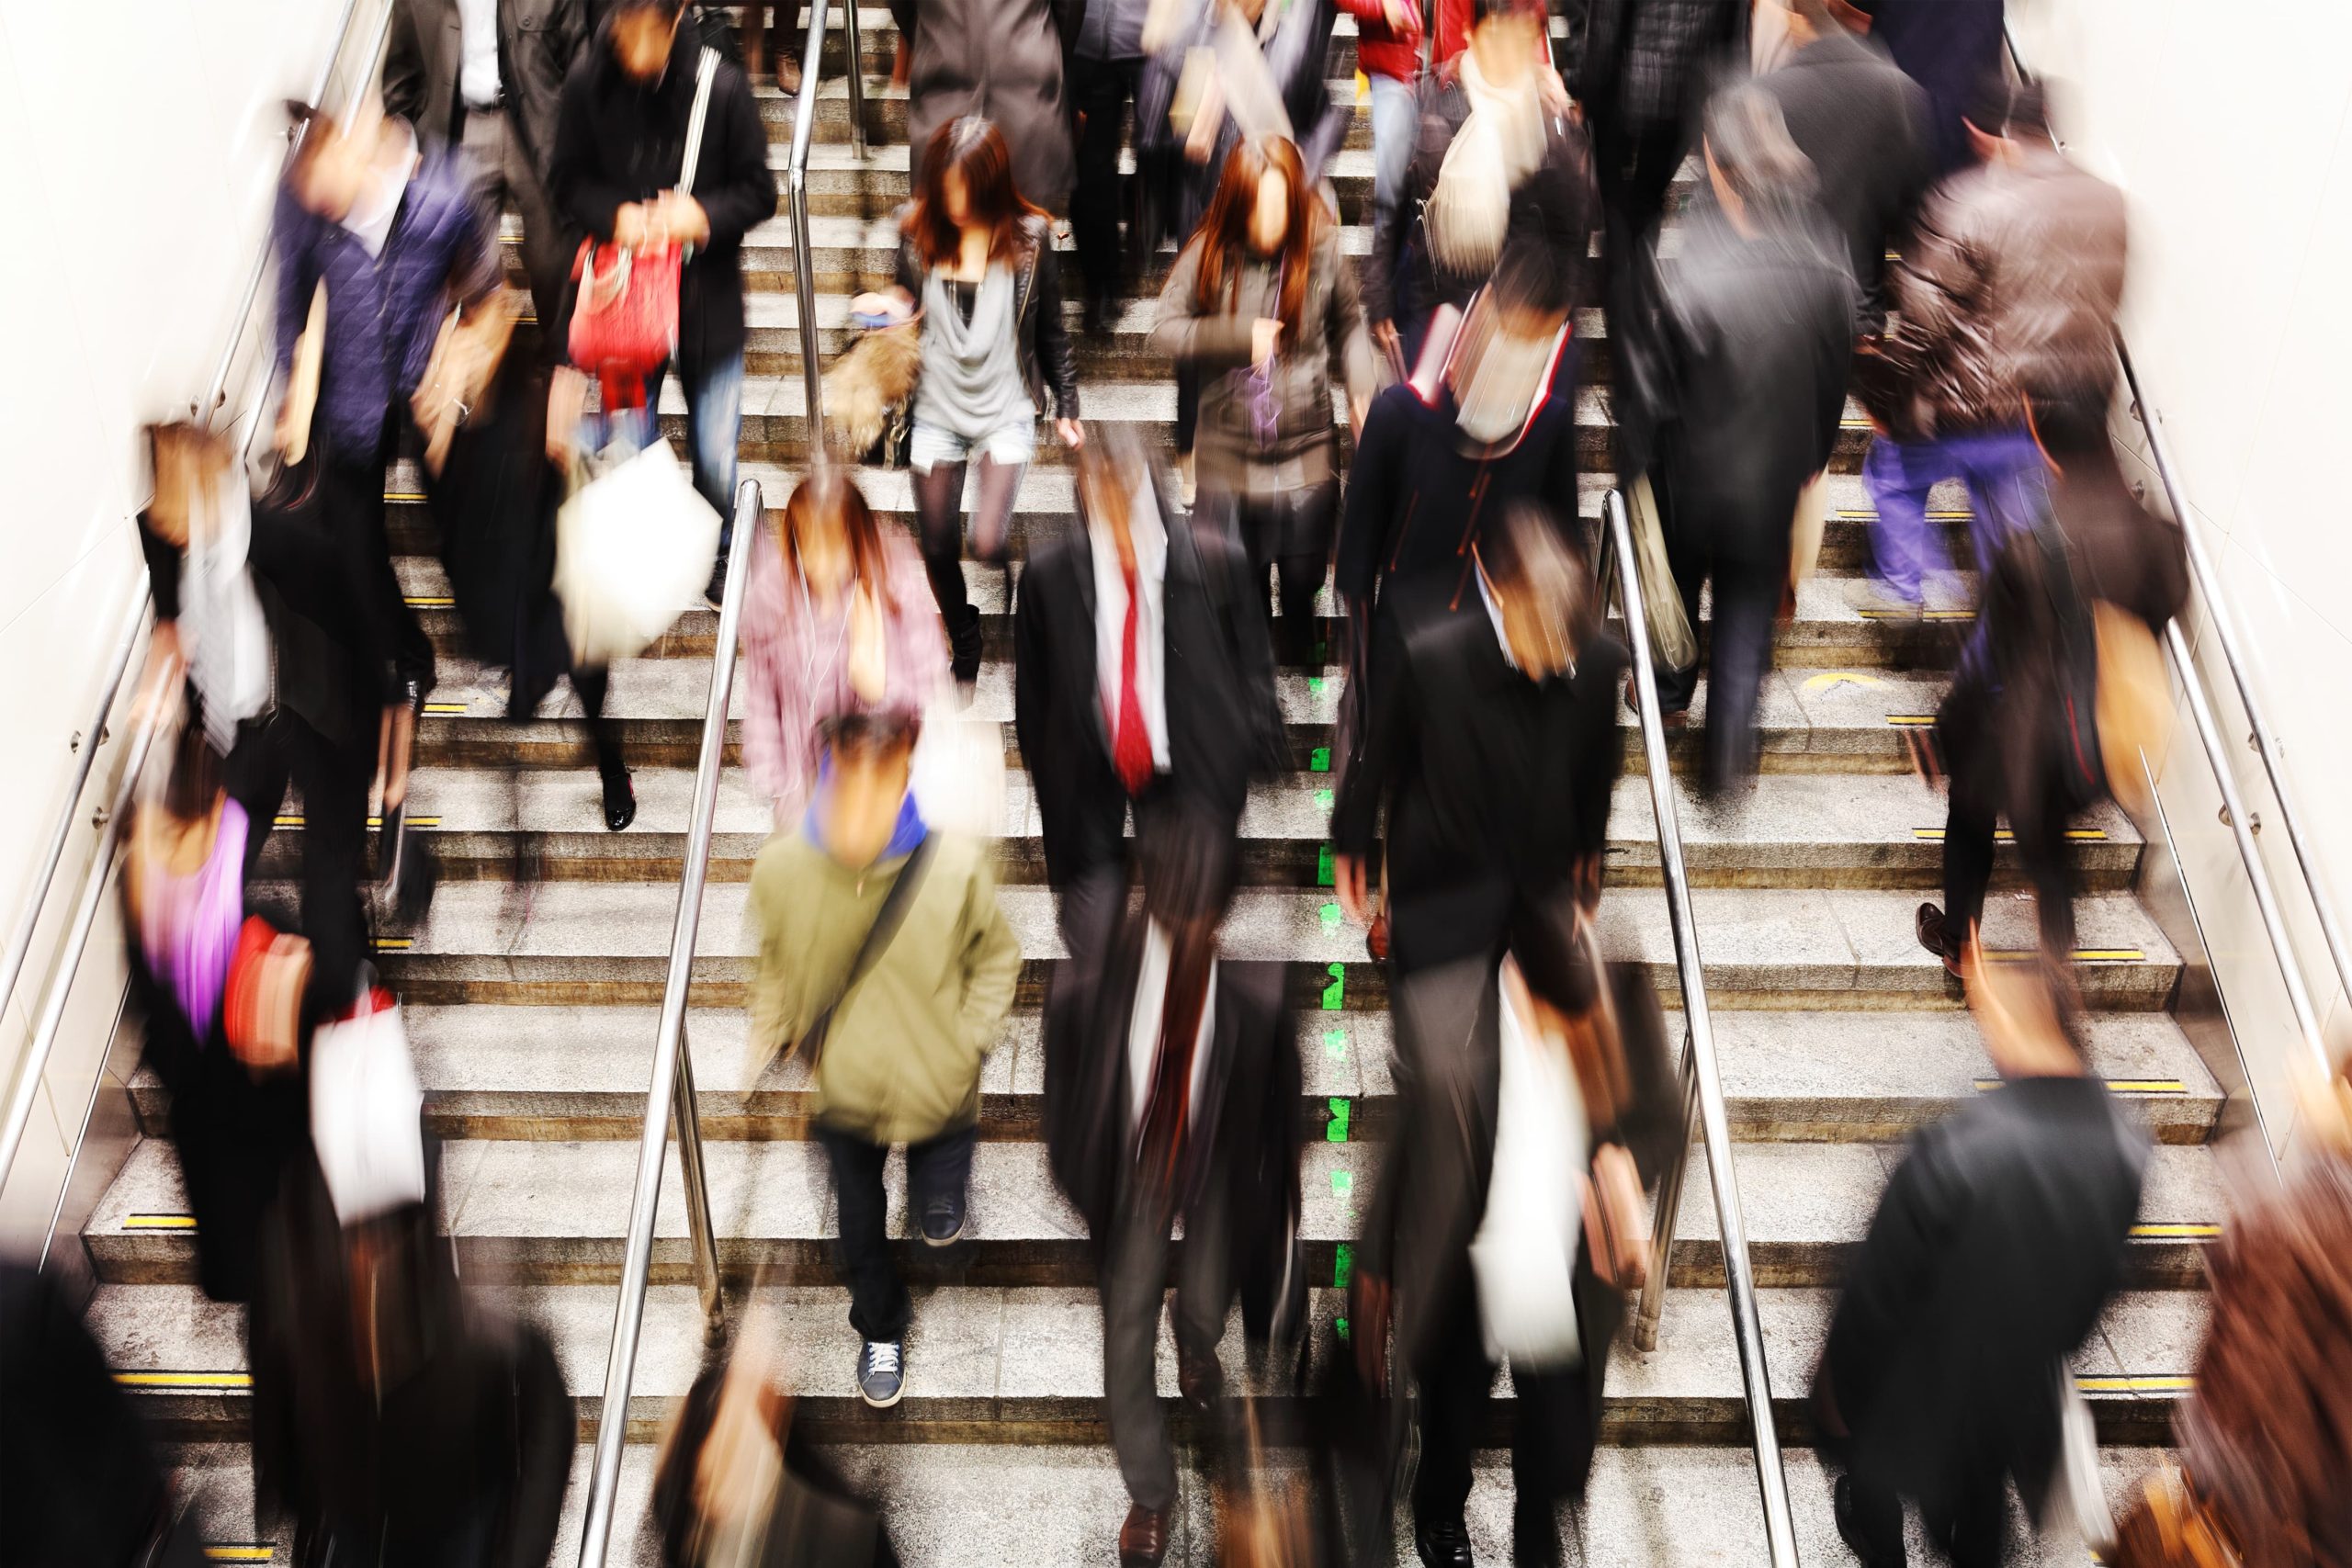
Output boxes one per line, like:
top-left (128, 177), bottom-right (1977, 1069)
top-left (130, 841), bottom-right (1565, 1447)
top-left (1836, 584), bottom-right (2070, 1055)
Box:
top-left (901, 117), bottom-right (1044, 271)
top-left (1185, 135), bottom-right (1320, 336)
top-left (775, 468), bottom-right (899, 612)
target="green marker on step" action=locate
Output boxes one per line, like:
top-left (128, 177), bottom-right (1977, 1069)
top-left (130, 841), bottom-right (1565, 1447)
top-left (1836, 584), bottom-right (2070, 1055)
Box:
top-left (1320, 901), bottom-right (1341, 936)
top-left (1322, 962), bottom-right (1344, 1010)
top-left (1330, 1169), bottom-right (1353, 1199)
top-left (1314, 788), bottom-right (1333, 812)
top-left (1308, 676), bottom-right (1326, 695)
top-left (1317, 844), bottom-right (1335, 886)
top-left (1327, 1098), bottom-right (1351, 1143)
top-left (1310, 746), bottom-right (1330, 772)
top-left (1334, 1316), bottom-right (1351, 1341)
top-left (1323, 1027), bottom-right (1349, 1060)
top-left (1334, 1241), bottom-right (1354, 1290)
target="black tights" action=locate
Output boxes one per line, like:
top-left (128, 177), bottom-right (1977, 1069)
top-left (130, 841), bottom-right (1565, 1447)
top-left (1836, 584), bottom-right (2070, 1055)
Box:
top-left (1234, 483), bottom-right (1338, 666)
top-left (571, 664), bottom-right (625, 779)
top-left (913, 455), bottom-right (1026, 673)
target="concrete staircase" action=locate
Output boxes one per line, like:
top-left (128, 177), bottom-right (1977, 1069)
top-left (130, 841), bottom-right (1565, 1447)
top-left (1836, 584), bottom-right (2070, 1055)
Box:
top-left (82, 14), bottom-right (2219, 1563)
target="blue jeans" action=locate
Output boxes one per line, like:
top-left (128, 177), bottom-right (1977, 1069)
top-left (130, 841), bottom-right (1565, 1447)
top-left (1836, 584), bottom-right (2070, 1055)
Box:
top-left (585, 352), bottom-right (747, 562)
top-left (1369, 73), bottom-right (1418, 243)
top-left (1860, 425), bottom-right (2047, 602)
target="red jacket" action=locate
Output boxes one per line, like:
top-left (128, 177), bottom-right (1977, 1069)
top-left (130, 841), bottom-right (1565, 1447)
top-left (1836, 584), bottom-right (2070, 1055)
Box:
top-left (1336, 0), bottom-right (1435, 83)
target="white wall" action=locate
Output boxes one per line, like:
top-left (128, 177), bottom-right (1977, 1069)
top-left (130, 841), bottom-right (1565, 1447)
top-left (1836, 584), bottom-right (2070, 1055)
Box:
top-left (0, 0), bottom-right (371, 1245)
top-left (2013, 0), bottom-right (2352, 1158)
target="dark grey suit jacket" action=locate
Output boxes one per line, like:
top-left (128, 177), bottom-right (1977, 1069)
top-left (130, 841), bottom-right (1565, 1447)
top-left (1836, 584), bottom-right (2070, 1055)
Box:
top-left (383, 0), bottom-right (593, 171)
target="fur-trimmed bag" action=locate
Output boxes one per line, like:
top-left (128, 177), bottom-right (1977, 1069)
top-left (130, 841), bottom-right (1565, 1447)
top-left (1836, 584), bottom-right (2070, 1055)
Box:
top-left (823, 322), bottom-right (922, 465)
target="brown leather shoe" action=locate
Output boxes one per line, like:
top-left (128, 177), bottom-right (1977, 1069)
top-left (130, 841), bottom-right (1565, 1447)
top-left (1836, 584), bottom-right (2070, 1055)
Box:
top-left (1119, 1503), bottom-right (1171, 1566)
top-left (1176, 1347), bottom-right (1223, 1414)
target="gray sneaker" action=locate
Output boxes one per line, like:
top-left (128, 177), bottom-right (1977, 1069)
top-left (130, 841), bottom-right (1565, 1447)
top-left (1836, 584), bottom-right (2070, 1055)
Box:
top-left (920, 1189), bottom-right (967, 1247)
top-left (1846, 576), bottom-right (1924, 620)
top-left (856, 1338), bottom-right (905, 1408)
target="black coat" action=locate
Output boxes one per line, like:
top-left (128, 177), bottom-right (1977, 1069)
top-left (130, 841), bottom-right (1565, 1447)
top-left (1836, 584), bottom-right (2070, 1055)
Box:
top-left (1333, 379), bottom-right (1586, 610)
top-left (1818, 1077), bottom-right (2147, 1523)
top-left (384, 0), bottom-right (594, 165)
top-left (1871, 0), bottom-right (2006, 178)
top-left (893, 213), bottom-right (1082, 420)
top-left (1657, 208), bottom-right (1854, 565)
top-left (1012, 500), bottom-right (1285, 891)
top-left (1364, 63), bottom-right (1599, 332)
top-left (1331, 575), bottom-right (1628, 973)
top-left (549, 20), bottom-right (776, 369)
top-left (1753, 28), bottom-right (1930, 330)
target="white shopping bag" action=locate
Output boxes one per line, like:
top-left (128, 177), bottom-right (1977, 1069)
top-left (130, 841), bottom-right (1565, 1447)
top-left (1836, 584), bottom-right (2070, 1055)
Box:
top-left (910, 697), bottom-right (1006, 837)
top-left (310, 987), bottom-right (428, 1225)
top-left (554, 436), bottom-right (722, 666)
top-left (1469, 965), bottom-right (1591, 1369)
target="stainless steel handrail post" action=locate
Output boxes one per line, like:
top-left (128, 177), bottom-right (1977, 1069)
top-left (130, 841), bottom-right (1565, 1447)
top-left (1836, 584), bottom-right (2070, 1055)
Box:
top-left (1634, 1030), bottom-right (1696, 1349)
top-left (574, 480), bottom-right (761, 1568)
top-left (1604, 490), bottom-right (1801, 1566)
top-left (672, 1015), bottom-right (724, 1335)
top-left (786, 0), bottom-right (832, 434)
top-left (841, 0), bottom-right (870, 161)
top-left (0, 661), bottom-right (176, 1190)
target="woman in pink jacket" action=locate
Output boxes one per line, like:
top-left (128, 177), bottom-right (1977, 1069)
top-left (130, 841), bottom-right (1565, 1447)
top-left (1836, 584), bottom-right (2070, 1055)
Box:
top-left (741, 469), bottom-right (949, 824)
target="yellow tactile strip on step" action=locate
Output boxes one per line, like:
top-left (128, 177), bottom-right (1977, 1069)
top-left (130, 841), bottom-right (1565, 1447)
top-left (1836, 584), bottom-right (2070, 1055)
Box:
top-left (1912, 828), bottom-right (2109, 841)
top-left (1973, 1079), bottom-right (2188, 1095)
top-left (274, 816), bottom-right (440, 829)
top-left (112, 1371), bottom-right (251, 1389)
top-left (121, 1213), bottom-right (197, 1229)
top-left (204, 1549), bottom-right (277, 1562)
top-left (2130, 1223), bottom-right (2223, 1239)
top-left (2075, 1374), bottom-right (2195, 1394)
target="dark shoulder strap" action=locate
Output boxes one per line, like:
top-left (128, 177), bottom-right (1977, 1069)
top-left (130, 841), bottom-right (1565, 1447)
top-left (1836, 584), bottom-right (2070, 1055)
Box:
top-left (800, 834), bottom-right (939, 1063)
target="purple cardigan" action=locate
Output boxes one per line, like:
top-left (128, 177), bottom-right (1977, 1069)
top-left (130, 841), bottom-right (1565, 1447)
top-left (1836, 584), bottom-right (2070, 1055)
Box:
top-left (273, 143), bottom-right (501, 461)
top-left (741, 524), bottom-right (949, 815)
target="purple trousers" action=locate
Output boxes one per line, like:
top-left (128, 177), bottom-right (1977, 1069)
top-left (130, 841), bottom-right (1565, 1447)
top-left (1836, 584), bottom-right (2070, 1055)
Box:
top-left (1860, 426), bottom-right (2049, 602)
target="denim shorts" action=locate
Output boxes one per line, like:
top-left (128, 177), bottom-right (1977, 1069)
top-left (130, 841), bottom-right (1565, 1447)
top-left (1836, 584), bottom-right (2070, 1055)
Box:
top-left (910, 417), bottom-right (1037, 473)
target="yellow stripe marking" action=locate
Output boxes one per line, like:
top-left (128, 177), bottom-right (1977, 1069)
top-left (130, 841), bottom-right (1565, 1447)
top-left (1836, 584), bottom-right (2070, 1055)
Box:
top-left (1803, 671), bottom-right (1885, 693)
top-left (276, 816), bottom-right (441, 829)
top-left (1983, 948), bottom-right (2146, 963)
top-left (113, 1371), bottom-right (253, 1388)
top-left (403, 595), bottom-right (456, 607)
top-left (384, 491), bottom-right (425, 502)
top-left (2131, 1223), bottom-right (2222, 1238)
top-left (372, 937), bottom-right (413, 951)
top-left (123, 1213), bottom-right (197, 1229)
top-left (422, 702), bottom-right (469, 715)
top-left (1975, 1078), bottom-right (2187, 1095)
top-left (1884, 715), bottom-right (1936, 727)
top-left (1911, 828), bottom-right (2109, 841)
top-left (204, 1549), bottom-right (277, 1562)
top-left (1835, 509), bottom-right (1973, 522)
top-left (1856, 608), bottom-right (1975, 621)
top-left (2075, 1375), bottom-right (2195, 1394)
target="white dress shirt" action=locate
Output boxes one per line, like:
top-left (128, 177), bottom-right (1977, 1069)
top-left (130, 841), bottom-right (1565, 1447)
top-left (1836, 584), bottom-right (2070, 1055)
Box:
top-left (341, 122), bottom-right (418, 260)
top-left (1088, 477), bottom-right (1172, 773)
top-left (1125, 919), bottom-right (1218, 1150)
top-left (459, 0), bottom-right (503, 108)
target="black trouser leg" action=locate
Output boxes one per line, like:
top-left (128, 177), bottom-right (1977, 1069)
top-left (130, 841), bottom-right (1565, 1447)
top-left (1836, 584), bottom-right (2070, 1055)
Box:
top-left (1175, 366), bottom-right (1199, 457)
top-left (328, 434), bottom-right (435, 696)
top-left (1409, 1272), bottom-right (1491, 1530)
top-left (904, 1122), bottom-right (977, 1224)
top-left (227, 719), bottom-right (295, 880)
top-left (1101, 1176), bottom-right (1182, 1512)
top-left (1702, 552), bottom-right (1785, 794)
top-left (1510, 1357), bottom-right (1594, 1549)
top-left (288, 716), bottom-right (372, 1014)
top-left (820, 1125), bottom-right (910, 1342)
top-left (912, 458), bottom-right (980, 672)
top-left (2013, 773), bottom-right (2078, 960)
top-left (571, 663), bottom-right (623, 776)
top-left (1649, 459), bottom-right (1708, 713)
top-left (1843, 1470), bottom-right (1909, 1567)
top-left (1922, 1459), bottom-right (2007, 1568)
top-left (1071, 59), bottom-right (1139, 309)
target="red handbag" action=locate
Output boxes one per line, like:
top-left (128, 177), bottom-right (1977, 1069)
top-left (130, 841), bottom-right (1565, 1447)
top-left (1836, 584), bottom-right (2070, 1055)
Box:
top-left (566, 46), bottom-right (719, 405)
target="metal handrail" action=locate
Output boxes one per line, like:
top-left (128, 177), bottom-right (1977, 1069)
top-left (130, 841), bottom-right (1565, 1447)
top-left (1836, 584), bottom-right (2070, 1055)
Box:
top-left (784, 0), bottom-right (867, 433)
top-left (1600, 491), bottom-right (1801, 1565)
top-left (2000, 27), bottom-right (2343, 1088)
top-left (0, 0), bottom-right (386, 1196)
top-left (573, 479), bottom-right (760, 1568)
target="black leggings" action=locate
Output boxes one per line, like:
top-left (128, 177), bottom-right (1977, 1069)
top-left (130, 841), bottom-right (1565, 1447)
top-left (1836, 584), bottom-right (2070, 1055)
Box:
top-left (913, 454), bottom-right (1026, 671)
top-left (1234, 481), bottom-right (1339, 665)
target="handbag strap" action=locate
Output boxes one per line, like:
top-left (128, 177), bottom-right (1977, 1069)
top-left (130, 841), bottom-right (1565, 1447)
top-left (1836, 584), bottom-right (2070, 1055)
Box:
top-left (679, 47), bottom-right (719, 197)
top-left (799, 834), bottom-right (938, 1064)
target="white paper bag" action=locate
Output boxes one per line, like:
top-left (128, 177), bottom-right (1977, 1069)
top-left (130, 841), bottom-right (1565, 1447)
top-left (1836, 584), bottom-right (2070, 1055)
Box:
top-left (309, 991), bottom-right (427, 1225)
top-left (554, 436), bottom-right (722, 666)
top-left (910, 698), bottom-right (1007, 838)
top-left (1470, 972), bottom-right (1591, 1369)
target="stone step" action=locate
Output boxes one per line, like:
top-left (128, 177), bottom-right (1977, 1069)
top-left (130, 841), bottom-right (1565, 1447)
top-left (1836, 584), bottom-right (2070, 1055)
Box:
top-left (85, 1131), bottom-right (2222, 1290)
top-left (155, 1437), bottom-right (2177, 1568)
top-left (96, 1279), bottom-right (2198, 1447)
top-left (129, 1004), bottom-right (2222, 1146)
top-left (752, 76), bottom-right (1380, 153)
top-left (302, 874), bottom-right (2184, 1011)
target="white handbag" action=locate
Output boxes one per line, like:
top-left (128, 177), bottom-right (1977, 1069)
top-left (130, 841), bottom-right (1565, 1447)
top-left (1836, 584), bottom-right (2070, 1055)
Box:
top-left (910, 696), bottom-right (1006, 838)
top-left (554, 436), bottom-right (723, 666)
top-left (309, 987), bottom-right (428, 1225)
top-left (1470, 967), bottom-right (1591, 1369)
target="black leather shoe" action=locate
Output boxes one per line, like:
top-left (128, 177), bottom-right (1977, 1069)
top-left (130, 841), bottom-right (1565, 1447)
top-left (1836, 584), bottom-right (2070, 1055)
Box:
top-left (1834, 1474), bottom-right (1905, 1568)
top-left (1416, 1516), bottom-right (1475, 1568)
top-left (601, 761), bottom-right (637, 832)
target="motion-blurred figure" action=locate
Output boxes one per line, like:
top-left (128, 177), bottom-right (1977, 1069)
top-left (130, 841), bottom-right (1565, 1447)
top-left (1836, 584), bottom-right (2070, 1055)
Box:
top-left (1645, 83), bottom-right (1853, 794)
top-left (905, 0), bottom-right (1080, 209)
top-left (2110, 1070), bottom-right (2352, 1568)
top-left (1152, 134), bottom-right (1376, 666)
top-left (1750, 0), bottom-right (1930, 333)
top-left (1335, 242), bottom-right (1582, 621)
top-left (550, 0), bottom-right (775, 605)
top-left (1014, 431), bottom-right (1283, 958)
top-left (1070, 0), bottom-right (1155, 330)
top-left (0, 1261), bottom-right (206, 1566)
top-left (384, 0), bottom-right (595, 339)
top-left (1078, 810), bottom-right (1302, 1568)
top-left (746, 714), bottom-right (1020, 1409)
top-left (741, 469), bottom-right (948, 827)
top-left (1854, 81), bottom-right (2127, 620)
top-left (1368, 0), bottom-right (1594, 369)
top-left (1337, 0), bottom-right (1424, 274)
top-left (891, 118), bottom-right (1081, 682)
top-left (1329, 505), bottom-right (1629, 1564)
top-left (1916, 387), bottom-right (2187, 974)
top-left (1869, 0), bottom-right (2007, 178)
top-left (1815, 952), bottom-right (2148, 1568)
top-left (120, 717), bottom-right (310, 1303)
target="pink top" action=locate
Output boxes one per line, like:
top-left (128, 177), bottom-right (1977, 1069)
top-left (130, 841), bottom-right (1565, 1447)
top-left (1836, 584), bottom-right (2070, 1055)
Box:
top-left (740, 521), bottom-right (948, 815)
top-left (138, 799), bottom-right (250, 1036)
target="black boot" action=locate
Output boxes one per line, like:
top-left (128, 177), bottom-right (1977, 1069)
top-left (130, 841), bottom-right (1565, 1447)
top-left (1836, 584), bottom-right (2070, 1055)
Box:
top-left (947, 606), bottom-right (983, 685)
top-left (599, 747), bottom-right (636, 832)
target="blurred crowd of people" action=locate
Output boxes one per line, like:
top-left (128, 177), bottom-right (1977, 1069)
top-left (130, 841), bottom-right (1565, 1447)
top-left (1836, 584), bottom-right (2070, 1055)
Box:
top-left (18, 0), bottom-right (2352, 1565)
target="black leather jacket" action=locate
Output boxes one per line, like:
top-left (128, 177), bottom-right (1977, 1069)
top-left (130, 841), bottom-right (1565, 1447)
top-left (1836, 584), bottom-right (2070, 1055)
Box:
top-left (894, 212), bottom-right (1081, 419)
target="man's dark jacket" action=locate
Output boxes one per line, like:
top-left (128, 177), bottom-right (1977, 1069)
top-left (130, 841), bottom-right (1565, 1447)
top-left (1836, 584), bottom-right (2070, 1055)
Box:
top-left (1819, 1076), bottom-right (2147, 1522)
top-left (384, 0), bottom-right (594, 165)
top-left (1753, 26), bottom-right (1930, 329)
top-left (1330, 575), bottom-right (1627, 972)
top-left (549, 18), bottom-right (776, 369)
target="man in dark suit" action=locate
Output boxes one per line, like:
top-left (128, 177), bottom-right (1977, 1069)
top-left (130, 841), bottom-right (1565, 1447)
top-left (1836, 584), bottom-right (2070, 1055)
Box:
top-left (1816, 953), bottom-right (2147, 1568)
top-left (1056, 809), bottom-right (1300, 1568)
top-left (1752, 0), bottom-right (1932, 333)
top-left (385, 0), bottom-right (597, 337)
top-left (1013, 429), bottom-right (1287, 956)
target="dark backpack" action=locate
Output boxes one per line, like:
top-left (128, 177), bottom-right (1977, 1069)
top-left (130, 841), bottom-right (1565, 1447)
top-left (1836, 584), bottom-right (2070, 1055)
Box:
top-left (2022, 513), bottom-right (2109, 814)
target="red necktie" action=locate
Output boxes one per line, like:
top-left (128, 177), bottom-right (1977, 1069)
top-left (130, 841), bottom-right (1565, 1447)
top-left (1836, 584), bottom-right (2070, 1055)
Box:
top-left (1113, 565), bottom-right (1153, 795)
